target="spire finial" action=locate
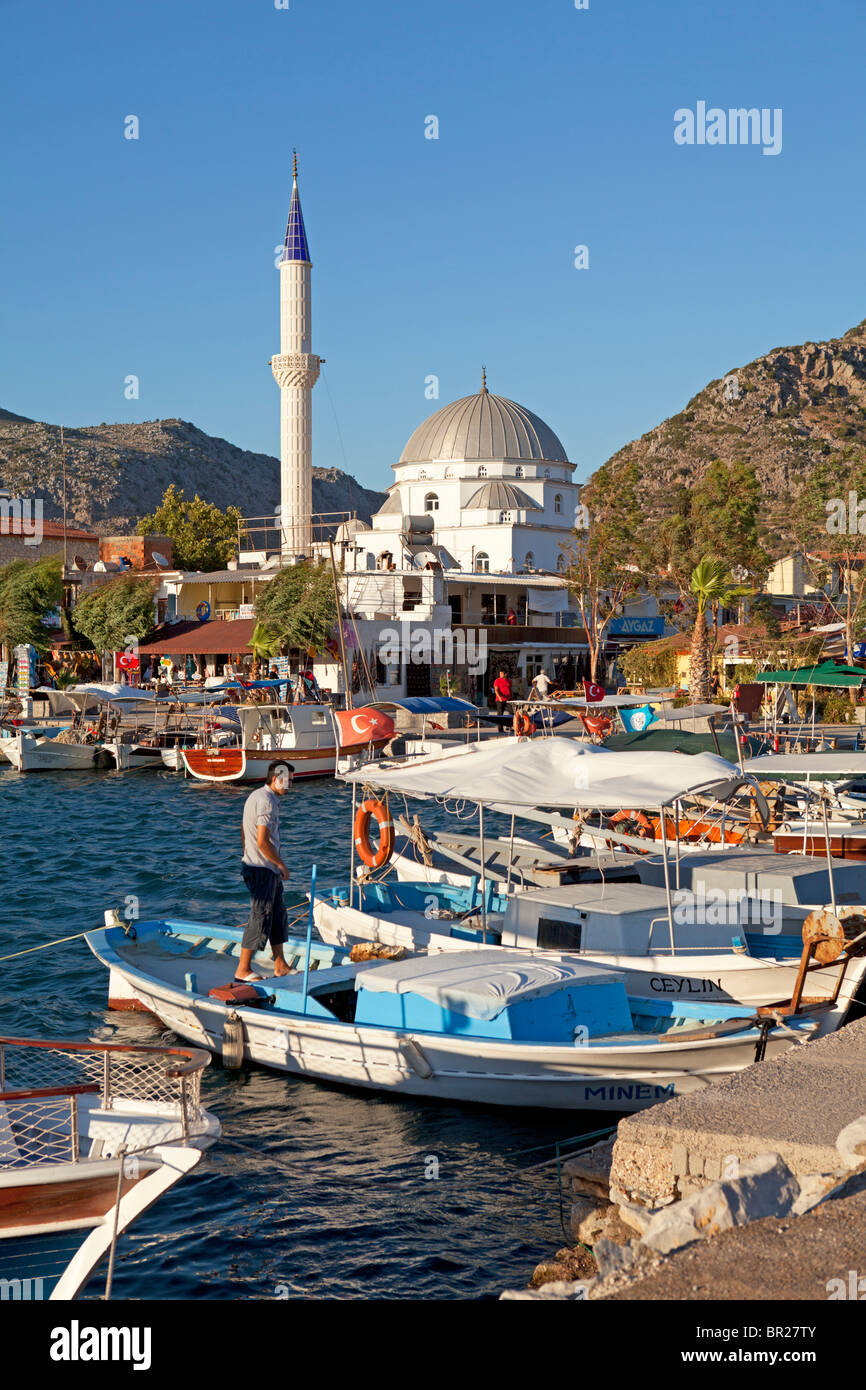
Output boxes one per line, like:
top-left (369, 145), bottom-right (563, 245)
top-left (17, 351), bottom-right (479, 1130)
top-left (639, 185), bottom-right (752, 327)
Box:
top-left (481, 364), bottom-right (487, 393)
top-left (292, 148), bottom-right (298, 181)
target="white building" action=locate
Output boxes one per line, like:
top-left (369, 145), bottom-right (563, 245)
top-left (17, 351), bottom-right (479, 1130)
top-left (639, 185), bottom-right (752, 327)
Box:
top-left (348, 371), bottom-right (581, 576)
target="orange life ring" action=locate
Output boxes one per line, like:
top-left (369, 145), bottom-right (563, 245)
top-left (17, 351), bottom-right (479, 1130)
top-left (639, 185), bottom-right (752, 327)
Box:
top-left (606, 809), bottom-right (652, 835)
top-left (513, 711), bottom-right (533, 737)
top-left (354, 798), bottom-right (395, 869)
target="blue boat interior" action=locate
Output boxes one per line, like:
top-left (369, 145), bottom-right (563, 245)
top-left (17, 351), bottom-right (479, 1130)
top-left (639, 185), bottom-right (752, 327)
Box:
top-left (323, 879), bottom-right (506, 943)
top-left (92, 921), bottom-right (812, 1048)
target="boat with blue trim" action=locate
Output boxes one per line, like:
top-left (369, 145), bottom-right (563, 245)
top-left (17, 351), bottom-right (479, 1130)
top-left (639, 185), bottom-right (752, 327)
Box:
top-left (85, 916), bottom-right (821, 1112)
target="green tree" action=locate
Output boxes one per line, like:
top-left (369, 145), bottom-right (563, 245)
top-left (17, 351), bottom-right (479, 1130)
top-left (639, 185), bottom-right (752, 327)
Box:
top-left (0, 555), bottom-right (63, 653)
top-left (689, 559), bottom-right (752, 700)
top-left (786, 451), bottom-right (866, 696)
top-left (561, 462), bottom-right (646, 682)
top-left (641, 460), bottom-right (768, 616)
top-left (72, 575), bottom-right (157, 655)
top-left (136, 484), bottom-right (242, 572)
top-left (254, 562), bottom-right (338, 654)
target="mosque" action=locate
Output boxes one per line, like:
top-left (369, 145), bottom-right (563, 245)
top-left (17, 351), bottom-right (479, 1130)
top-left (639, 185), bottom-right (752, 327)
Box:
top-left (248, 159), bottom-right (596, 698)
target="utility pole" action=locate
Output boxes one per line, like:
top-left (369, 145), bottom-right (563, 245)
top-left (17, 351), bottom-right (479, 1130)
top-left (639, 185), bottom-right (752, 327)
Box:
top-left (60, 425), bottom-right (68, 573)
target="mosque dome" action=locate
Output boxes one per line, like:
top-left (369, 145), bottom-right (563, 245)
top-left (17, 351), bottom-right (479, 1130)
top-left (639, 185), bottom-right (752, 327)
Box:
top-left (399, 384), bottom-right (569, 466)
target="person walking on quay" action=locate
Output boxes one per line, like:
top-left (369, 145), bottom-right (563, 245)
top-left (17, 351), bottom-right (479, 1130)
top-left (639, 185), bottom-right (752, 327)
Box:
top-left (528, 668), bottom-right (551, 701)
top-left (237, 760), bottom-right (295, 982)
top-left (492, 668), bottom-right (512, 733)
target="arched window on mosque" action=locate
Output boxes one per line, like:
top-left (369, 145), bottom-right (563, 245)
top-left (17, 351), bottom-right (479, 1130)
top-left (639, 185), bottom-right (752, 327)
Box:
top-left (525, 551), bottom-right (535, 570)
top-left (556, 554), bottom-right (566, 573)
top-left (477, 466), bottom-right (487, 478)
top-left (554, 493), bottom-right (562, 513)
top-left (418, 469), bottom-right (428, 480)
top-left (444, 468), bottom-right (454, 479)
top-left (544, 468), bottom-right (551, 479)
top-left (476, 552), bottom-right (490, 573)
top-left (515, 466), bottom-right (524, 478)
top-left (424, 492), bottom-right (439, 512)
top-left (499, 511), bottom-right (512, 524)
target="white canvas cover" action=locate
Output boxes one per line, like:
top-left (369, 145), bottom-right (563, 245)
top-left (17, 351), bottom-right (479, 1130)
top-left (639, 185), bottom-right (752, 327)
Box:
top-left (344, 735), bottom-right (744, 809)
top-left (745, 753), bottom-right (866, 777)
top-left (355, 949), bottom-right (622, 1020)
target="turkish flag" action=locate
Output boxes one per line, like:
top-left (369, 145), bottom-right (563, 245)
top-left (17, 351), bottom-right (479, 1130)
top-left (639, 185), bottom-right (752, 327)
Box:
top-left (583, 679), bottom-right (605, 703)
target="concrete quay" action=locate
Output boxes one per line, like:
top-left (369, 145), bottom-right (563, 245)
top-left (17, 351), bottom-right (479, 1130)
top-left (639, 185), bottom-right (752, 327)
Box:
top-left (608, 1014), bottom-right (866, 1206)
top-left (505, 1015), bottom-right (866, 1300)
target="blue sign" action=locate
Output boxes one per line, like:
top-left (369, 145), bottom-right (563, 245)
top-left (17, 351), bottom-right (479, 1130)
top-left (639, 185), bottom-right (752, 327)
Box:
top-left (853, 643), bottom-right (866, 661)
top-left (609, 617), bottom-right (665, 637)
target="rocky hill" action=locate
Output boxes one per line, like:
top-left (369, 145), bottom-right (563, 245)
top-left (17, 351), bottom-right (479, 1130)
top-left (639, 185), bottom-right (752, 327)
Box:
top-left (0, 414), bottom-right (387, 531)
top-left (590, 317), bottom-right (866, 553)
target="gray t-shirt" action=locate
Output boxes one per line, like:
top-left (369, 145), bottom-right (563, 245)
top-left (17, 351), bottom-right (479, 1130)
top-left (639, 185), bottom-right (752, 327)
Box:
top-left (242, 786), bottom-right (281, 873)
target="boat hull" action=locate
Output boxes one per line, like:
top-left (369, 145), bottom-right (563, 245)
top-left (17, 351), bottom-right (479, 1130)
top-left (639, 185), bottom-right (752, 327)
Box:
top-left (90, 934), bottom-right (809, 1112)
top-left (3, 734), bottom-right (103, 772)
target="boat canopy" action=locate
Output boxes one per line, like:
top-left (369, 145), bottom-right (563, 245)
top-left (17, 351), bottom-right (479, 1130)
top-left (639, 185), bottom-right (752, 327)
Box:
top-left (355, 949), bottom-right (622, 1021)
top-left (367, 696), bottom-right (480, 716)
top-left (752, 661), bottom-right (865, 688)
top-left (343, 735), bottom-right (749, 809)
top-left (744, 752), bottom-right (866, 777)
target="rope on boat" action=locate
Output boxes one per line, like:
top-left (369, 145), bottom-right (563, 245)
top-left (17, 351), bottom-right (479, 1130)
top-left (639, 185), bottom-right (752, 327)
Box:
top-left (102, 1143), bottom-right (128, 1301)
top-left (0, 930), bottom-right (95, 962)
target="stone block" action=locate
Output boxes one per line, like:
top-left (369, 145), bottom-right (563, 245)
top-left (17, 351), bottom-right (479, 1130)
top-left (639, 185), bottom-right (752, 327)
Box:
top-left (642, 1152), bottom-right (800, 1256)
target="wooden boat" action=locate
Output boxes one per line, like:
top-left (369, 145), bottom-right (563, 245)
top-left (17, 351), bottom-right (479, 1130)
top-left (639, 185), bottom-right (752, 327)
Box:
top-left (181, 703), bottom-right (394, 782)
top-left (2, 729), bottom-right (108, 772)
top-left (0, 1036), bottom-right (219, 1300)
top-left (86, 917), bottom-right (820, 1112)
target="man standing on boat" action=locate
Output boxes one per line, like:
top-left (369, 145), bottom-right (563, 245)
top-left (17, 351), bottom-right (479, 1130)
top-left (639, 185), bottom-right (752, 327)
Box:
top-left (237, 760), bottom-right (295, 981)
top-left (492, 668), bottom-right (512, 733)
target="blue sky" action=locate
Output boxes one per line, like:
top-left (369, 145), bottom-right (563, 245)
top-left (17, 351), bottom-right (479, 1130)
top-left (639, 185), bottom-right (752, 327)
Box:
top-left (2, 0), bottom-right (865, 497)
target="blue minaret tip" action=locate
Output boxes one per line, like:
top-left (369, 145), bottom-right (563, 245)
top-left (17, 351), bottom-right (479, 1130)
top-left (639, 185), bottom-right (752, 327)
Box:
top-left (281, 149), bottom-right (311, 264)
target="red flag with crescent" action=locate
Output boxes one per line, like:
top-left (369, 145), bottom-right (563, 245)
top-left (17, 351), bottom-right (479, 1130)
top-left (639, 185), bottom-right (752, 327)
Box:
top-left (583, 679), bottom-right (605, 703)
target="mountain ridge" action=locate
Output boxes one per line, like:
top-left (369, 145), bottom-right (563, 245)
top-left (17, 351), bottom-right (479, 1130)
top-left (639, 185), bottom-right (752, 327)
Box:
top-left (0, 413), bottom-right (387, 531)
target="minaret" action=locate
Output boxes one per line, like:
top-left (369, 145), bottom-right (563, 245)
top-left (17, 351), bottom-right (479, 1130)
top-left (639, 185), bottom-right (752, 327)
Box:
top-left (270, 152), bottom-right (322, 557)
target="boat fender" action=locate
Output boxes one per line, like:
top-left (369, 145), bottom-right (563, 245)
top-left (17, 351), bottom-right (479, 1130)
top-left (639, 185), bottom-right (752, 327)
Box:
top-left (221, 1012), bottom-right (245, 1068)
top-left (354, 798), bottom-right (395, 869)
top-left (399, 1038), bottom-right (434, 1079)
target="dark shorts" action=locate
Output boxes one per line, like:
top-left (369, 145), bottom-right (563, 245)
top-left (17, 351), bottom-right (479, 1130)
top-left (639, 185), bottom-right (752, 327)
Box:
top-left (241, 864), bottom-right (288, 953)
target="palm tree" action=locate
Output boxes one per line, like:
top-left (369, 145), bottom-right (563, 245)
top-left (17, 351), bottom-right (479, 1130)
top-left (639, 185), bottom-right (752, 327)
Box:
top-left (249, 621), bottom-right (281, 679)
top-left (689, 559), bottom-right (752, 700)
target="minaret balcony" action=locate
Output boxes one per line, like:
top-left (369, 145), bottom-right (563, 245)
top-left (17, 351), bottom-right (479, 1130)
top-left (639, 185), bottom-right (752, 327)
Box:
top-left (270, 353), bottom-right (322, 390)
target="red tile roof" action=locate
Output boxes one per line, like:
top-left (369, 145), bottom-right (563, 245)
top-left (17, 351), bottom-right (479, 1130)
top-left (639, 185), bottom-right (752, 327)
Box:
top-left (1, 519), bottom-right (99, 541)
top-left (137, 618), bottom-right (256, 655)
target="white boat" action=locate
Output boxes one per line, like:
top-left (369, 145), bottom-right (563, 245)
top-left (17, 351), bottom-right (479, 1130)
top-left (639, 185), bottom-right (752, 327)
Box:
top-left (85, 917), bottom-right (819, 1112)
top-left (310, 737), bottom-right (866, 1034)
top-left (2, 730), bottom-right (108, 772)
top-left (181, 702), bottom-right (395, 782)
top-left (0, 1035), bottom-right (219, 1300)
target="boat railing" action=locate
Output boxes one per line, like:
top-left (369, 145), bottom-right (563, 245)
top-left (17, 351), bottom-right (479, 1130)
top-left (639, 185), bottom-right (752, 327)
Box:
top-left (0, 1037), bottom-right (212, 1151)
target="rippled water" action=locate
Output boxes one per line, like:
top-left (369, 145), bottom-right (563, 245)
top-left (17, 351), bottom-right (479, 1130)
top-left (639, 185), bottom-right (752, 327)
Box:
top-left (0, 763), bottom-right (595, 1299)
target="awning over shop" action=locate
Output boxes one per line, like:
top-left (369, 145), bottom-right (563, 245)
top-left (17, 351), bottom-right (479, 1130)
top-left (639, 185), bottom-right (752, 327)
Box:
top-left (137, 619), bottom-right (256, 656)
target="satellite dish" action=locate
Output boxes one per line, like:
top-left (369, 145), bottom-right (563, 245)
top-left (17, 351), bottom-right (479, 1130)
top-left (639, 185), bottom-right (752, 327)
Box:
top-left (93, 560), bottom-right (107, 572)
top-left (73, 554), bottom-right (88, 570)
top-left (151, 551), bottom-right (169, 568)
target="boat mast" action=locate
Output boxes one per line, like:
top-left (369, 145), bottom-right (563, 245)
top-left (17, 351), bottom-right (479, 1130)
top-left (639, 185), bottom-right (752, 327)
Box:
top-left (328, 539), bottom-right (352, 710)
